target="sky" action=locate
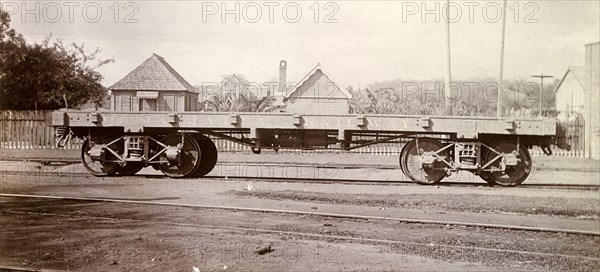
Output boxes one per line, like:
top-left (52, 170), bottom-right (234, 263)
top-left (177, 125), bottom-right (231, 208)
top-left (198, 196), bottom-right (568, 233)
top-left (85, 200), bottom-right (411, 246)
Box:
top-left (3, 0), bottom-right (599, 89)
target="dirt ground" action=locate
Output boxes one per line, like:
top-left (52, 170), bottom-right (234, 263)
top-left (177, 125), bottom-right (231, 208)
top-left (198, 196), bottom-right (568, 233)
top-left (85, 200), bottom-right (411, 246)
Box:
top-left (1, 149), bottom-right (599, 271)
top-left (1, 197), bottom-right (599, 272)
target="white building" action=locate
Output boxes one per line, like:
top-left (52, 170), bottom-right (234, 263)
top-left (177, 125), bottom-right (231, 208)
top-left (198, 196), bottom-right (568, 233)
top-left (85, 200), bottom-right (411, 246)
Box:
top-left (554, 42), bottom-right (600, 159)
top-left (282, 63), bottom-right (352, 115)
top-left (554, 66), bottom-right (588, 119)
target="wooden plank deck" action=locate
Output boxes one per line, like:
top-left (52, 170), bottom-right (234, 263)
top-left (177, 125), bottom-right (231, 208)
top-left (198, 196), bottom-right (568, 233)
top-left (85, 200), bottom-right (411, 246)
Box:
top-left (52, 111), bottom-right (558, 137)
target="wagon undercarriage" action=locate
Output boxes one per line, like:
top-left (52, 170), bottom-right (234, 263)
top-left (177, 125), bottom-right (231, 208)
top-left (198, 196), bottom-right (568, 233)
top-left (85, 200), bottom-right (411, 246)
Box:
top-left (52, 111), bottom-right (571, 187)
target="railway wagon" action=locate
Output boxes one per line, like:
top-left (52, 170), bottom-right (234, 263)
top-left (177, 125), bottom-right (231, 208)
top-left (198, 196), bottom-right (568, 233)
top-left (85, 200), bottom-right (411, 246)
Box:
top-left (51, 111), bottom-right (571, 186)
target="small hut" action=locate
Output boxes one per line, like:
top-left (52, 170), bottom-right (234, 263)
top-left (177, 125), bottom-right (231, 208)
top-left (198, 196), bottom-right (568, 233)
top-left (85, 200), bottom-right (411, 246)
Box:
top-left (110, 54), bottom-right (197, 111)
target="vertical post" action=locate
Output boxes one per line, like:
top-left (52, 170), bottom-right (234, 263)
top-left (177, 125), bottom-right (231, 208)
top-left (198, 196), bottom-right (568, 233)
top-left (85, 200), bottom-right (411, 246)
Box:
top-left (571, 92), bottom-right (574, 116)
top-left (279, 60), bottom-right (287, 97)
top-left (531, 74), bottom-right (553, 117)
top-left (497, 0), bottom-right (507, 119)
top-left (540, 76), bottom-right (544, 116)
top-left (444, 0), bottom-right (453, 115)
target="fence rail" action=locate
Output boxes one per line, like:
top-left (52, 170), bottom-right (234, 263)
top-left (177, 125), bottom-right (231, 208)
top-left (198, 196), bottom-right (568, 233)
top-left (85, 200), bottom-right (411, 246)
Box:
top-left (0, 110), bottom-right (586, 158)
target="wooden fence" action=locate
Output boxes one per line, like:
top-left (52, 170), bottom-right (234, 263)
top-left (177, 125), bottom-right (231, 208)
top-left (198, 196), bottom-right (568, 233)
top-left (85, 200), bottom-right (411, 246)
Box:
top-left (529, 115), bottom-right (585, 157)
top-left (0, 110), bottom-right (84, 149)
top-left (0, 110), bottom-right (586, 157)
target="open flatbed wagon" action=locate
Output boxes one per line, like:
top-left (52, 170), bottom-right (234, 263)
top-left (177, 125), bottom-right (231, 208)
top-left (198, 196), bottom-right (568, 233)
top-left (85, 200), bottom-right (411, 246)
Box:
top-left (52, 111), bottom-right (571, 186)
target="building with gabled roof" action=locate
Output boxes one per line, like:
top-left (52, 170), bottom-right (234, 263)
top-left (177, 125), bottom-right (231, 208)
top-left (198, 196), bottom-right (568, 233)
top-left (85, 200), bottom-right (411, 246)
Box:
top-left (554, 66), bottom-right (589, 118)
top-left (110, 53), bottom-right (197, 112)
top-left (282, 62), bottom-right (351, 115)
top-left (554, 42), bottom-right (599, 159)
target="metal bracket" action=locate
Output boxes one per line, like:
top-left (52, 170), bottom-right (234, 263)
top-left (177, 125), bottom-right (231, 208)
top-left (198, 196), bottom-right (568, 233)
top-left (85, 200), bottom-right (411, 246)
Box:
top-left (502, 153), bottom-right (519, 167)
top-left (165, 146), bottom-right (181, 164)
top-left (505, 120), bottom-right (515, 130)
top-left (168, 113), bottom-right (178, 124)
top-left (356, 115), bottom-right (366, 127)
top-left (230, 114), bottom-right (240, 125)
top-left (418, 117), bottom-right (431, 128)
top-left (293, 114), bottom-right (302, 126)
top-left (89, 113), bottom-right (101, 124)
top-left (88, 145), bottom-right (105, 160)
top-left (419, 152), bottom-right (436, 170)
top-left (541, 145), bottom-right (553, 155)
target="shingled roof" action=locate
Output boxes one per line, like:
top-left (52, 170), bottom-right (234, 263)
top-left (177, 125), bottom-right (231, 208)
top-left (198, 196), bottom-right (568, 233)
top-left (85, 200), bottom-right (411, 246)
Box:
top-left (110, 54), bottom-right (195, 92)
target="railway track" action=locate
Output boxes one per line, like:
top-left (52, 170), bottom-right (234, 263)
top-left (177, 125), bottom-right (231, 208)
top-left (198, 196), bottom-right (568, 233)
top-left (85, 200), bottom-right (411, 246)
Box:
top-left (5, 209), bottom-right (600, 263)
top-left (2, 156), bottom-right (599, 172)
top-left (2, 193), bottom-right (599, 237)
top-left (1, 168), bottom-right (598, 191)
top-left (1, 192), bottom-right (599, 272)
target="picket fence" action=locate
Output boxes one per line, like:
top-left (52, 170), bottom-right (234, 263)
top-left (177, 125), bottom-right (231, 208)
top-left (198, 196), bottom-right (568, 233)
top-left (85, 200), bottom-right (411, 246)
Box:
top-left (0, 110), bottom-right (585, 157)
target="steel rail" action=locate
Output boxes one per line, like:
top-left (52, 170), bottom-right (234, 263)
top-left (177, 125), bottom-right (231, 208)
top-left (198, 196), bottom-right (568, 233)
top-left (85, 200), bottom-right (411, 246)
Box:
top-left (4, 209), bottom-right (600, 263)
top-left (2, 157), bottom-right (599, 173)
top-left (1, 193), bottom-right (599, 237)
top-left (0, 264), bottom-right (65, 272)
top-left (206, 175), bottom-right (600, 190)
top-left (0, 169), bottom-right (598, 190)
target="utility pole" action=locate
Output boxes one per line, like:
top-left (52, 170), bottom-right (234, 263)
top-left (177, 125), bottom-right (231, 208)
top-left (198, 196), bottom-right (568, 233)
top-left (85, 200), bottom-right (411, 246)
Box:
top-left (497, 0), bottom-right (507, 118)
top-left (531, 74), bottom-right (553, 117)
top-left (444, 0), bottom-right (453, 115)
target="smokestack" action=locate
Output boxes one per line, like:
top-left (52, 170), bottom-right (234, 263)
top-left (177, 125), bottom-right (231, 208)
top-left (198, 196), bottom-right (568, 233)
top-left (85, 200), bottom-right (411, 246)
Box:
top-left (278, 60), bottom-right (287, 96)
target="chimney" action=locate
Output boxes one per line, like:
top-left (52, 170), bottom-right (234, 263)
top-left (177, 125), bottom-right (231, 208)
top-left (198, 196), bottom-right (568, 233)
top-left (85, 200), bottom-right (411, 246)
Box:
top-left (278, 60), bottom-right (287, 96)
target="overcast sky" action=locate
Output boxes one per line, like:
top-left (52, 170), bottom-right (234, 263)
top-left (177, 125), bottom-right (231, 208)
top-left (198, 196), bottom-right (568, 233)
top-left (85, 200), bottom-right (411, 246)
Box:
top-left (4, 0), bottom-right (599, 88)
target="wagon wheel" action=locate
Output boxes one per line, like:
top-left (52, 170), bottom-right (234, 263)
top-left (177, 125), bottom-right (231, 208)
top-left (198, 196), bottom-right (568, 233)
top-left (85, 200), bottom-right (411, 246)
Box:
top-left (484, 140), bottom-right (532, 187)
top-left (158, 134), bottom-right (201, 178)
top-left (398, 141), bottom-right (411, 180)
top-left (400, 138), bottom-right (448, 185)
top-left (478, 171), bottom-right (495, 184)
top-left (117, 162), bottom-right (145, 176)
top-left (190, 135), bottom-right (218, 177)
top-left (478, 172), bottom-right (494, 184)
top-left (81, 134), bottom-right (122, 177)
top-left (478, 144), bottom-right (497, 185)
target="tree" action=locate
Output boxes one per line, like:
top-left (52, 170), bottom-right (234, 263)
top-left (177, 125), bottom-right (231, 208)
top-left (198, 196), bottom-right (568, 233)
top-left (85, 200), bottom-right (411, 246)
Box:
top-left (0, 8), bottom-right (112, 110)
top-left (501, 78), bottom-right (558, 117)
top-left (199, 74), bottom-right (284, 113)
top-left (349, 78), bottom-right (557, 117)
top-left (1, 8), bottom-right (24, 45)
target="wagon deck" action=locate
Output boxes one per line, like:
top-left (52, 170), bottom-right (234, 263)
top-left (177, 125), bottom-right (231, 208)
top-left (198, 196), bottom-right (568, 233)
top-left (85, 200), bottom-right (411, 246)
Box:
top-left (53, 111), bottom-right (557, 136)
top-left (52, 110), bottom-right (571, 187)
